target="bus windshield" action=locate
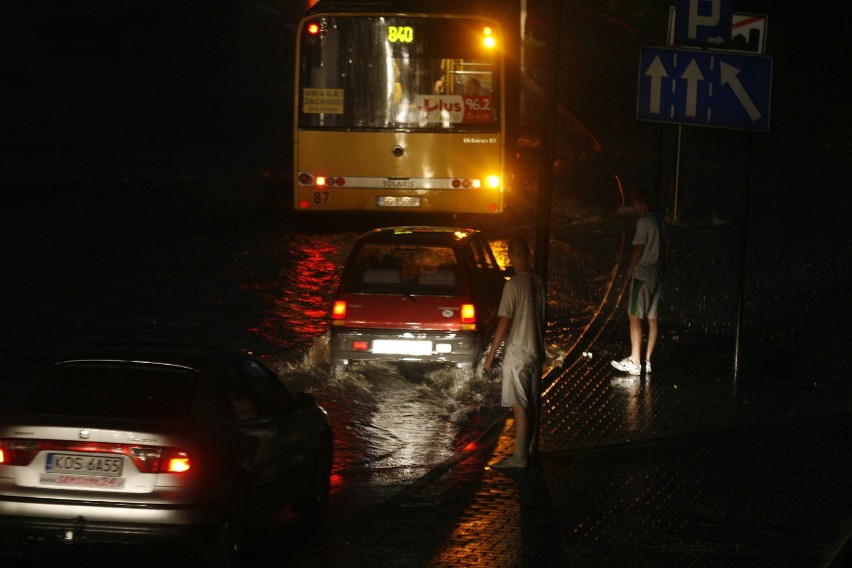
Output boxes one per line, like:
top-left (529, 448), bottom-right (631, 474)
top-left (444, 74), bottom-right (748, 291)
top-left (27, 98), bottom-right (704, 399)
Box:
top-left (298, 16), bottom-right (499, 131)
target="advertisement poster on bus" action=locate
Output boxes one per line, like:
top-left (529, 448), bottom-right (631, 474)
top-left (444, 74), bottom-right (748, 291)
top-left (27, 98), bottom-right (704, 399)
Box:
top-left (414, 95), bottom-right (494, 124)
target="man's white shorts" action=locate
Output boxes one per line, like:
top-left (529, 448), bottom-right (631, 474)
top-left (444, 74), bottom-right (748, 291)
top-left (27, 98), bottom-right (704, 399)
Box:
top-left (501, 353), bottom-right (541, 408)
top-left (628, 276), bottom-right (662, 319)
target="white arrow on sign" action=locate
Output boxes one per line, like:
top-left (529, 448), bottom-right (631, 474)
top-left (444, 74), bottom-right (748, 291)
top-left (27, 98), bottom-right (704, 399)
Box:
top-left (720, 61), bottom-right (761, 121)
top-left (681, 59), bottom-right (705, 117)
top-left (644, 56), bottom-right (668, 114)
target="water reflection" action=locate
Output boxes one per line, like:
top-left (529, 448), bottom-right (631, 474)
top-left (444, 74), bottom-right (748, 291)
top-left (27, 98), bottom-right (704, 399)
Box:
top-left (246, 233), bottom-right (350, 353)
top-left (242, 233), bottom-right (525, 493)
top-left (542, 357), bottom-right (660, 449)
top-left (272, 331), bottom-right (504, 495)
top-left (609, 374), bottom-right (653, 434)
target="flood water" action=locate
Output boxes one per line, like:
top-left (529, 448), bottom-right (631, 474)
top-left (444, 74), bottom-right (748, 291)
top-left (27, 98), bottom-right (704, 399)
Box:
top-left (0, 183), bottom-right (621, 505)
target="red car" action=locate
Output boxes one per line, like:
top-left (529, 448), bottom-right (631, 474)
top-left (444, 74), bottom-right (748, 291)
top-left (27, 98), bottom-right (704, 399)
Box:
top-left (330, 226), bottom-right (509, 369)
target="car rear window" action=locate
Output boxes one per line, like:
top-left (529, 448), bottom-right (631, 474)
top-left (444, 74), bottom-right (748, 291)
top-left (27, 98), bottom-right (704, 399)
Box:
top-left (347, 244), bottom-right (462, 295)
top-left (23, 363), bottom-right (198, 421)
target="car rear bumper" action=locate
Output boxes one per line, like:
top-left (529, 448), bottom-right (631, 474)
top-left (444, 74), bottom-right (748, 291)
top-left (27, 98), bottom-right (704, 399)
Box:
top-left (331, 328), bottom-right (482, 368)
top-left (0, 514), bottom-right (215, 544)
top-left (0, 494), bottom-right (219, 544)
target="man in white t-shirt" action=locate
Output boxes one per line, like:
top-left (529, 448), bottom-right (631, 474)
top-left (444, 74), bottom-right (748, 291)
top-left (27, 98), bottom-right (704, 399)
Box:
top-left (484, 237), bottom-right (546, 469)
top-left (612, 188), bottom-right (667, 376)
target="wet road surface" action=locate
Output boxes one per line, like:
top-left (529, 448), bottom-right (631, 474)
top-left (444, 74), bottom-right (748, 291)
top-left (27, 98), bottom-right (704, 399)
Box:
top-left (0, 174), bottom-right (625, 566)
top-left (5, 1), bottom-right (850, 565)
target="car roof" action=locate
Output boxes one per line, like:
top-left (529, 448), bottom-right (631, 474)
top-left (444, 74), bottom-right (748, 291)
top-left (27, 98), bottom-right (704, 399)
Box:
top-left (55, 345), bottom-right (251, 373)
top-left (355, 226), bottom-right (483, 247)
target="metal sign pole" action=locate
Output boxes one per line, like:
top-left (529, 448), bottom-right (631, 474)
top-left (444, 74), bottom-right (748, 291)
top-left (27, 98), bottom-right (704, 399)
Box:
top-left (672, 125), bottom-right (683, 223)
top-left (654, 123), bottom-right (663, 214)
top-left (531, 0), bottom-right (561, 458)
top-left (534, 0), bottom-right (561, 285)
top-left (733, 132), bottom-right (754, 382)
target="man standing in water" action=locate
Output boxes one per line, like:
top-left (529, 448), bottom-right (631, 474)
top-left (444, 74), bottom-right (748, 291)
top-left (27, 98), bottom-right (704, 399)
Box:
top-left (484, 237), bottom-right (546, 469)
top-left (611, 188), bottom-right (666, 376)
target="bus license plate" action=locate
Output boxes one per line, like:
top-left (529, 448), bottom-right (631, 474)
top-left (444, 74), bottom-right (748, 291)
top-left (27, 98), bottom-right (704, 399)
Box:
top-left (377, 196), bottom-right (420, 208)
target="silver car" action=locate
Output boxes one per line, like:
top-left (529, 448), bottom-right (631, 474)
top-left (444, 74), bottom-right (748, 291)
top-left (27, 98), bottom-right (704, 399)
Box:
top-left (0, 346), bottom-right (333, 565)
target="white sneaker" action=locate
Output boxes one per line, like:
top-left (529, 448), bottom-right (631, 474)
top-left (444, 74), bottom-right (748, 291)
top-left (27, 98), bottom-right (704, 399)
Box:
top-left (645, 360), bottom-right (652, 374)
top-left (611, 357), bottom-right (641, 375)
top-left (492, 454), bottom-right (528, 469)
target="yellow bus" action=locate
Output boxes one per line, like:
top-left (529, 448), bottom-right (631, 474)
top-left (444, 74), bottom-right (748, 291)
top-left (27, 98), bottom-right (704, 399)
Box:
top-left (293, 1), bottom-right (507, 214)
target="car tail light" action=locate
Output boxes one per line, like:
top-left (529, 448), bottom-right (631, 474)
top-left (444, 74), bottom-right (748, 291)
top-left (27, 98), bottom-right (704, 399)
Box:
top-left (0, 439), bottom-right (40, 466)
top-left (0, 438), bottom-right (191, 474)
top-left (129, 446), bottom-right (191, 473)
top-left (165, 450), bottom-right (191, 473)
top-left (332, 300), bottom-right (347, 320)
top-left (352, 341), bottom-right (369, 351)
top-left (461, 303), bottom-right (476, 325)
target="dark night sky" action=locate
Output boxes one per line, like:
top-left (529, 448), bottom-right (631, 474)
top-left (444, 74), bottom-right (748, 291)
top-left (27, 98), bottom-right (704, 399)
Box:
top-left (3, 1), bottom-right (850, 185)
top-left (2, 1), bottom-right (850, 353)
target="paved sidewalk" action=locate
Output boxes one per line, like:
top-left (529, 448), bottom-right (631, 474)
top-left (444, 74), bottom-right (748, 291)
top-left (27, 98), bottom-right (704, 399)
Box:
top-left (285, 268), bottom-right (852, 567)
top-left (294, 340), bottom-right (851, 567)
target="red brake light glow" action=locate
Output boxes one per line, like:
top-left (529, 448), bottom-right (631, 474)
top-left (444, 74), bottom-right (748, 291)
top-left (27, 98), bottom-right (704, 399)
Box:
top-left (332, 300), bottom-right (347, 320)
top-left (165, 451), bottom-right (191, 473)
top-left (0, 439), bottom-right (38, 466)
top-left (461, 303), bottom-right (476, 324)
top-left (0, 439), bottom-right (191, 474)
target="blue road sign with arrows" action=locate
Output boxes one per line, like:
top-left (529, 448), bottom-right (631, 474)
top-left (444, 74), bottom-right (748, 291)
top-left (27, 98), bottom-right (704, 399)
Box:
top-left (637, 46), bottom-right (772, 131)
